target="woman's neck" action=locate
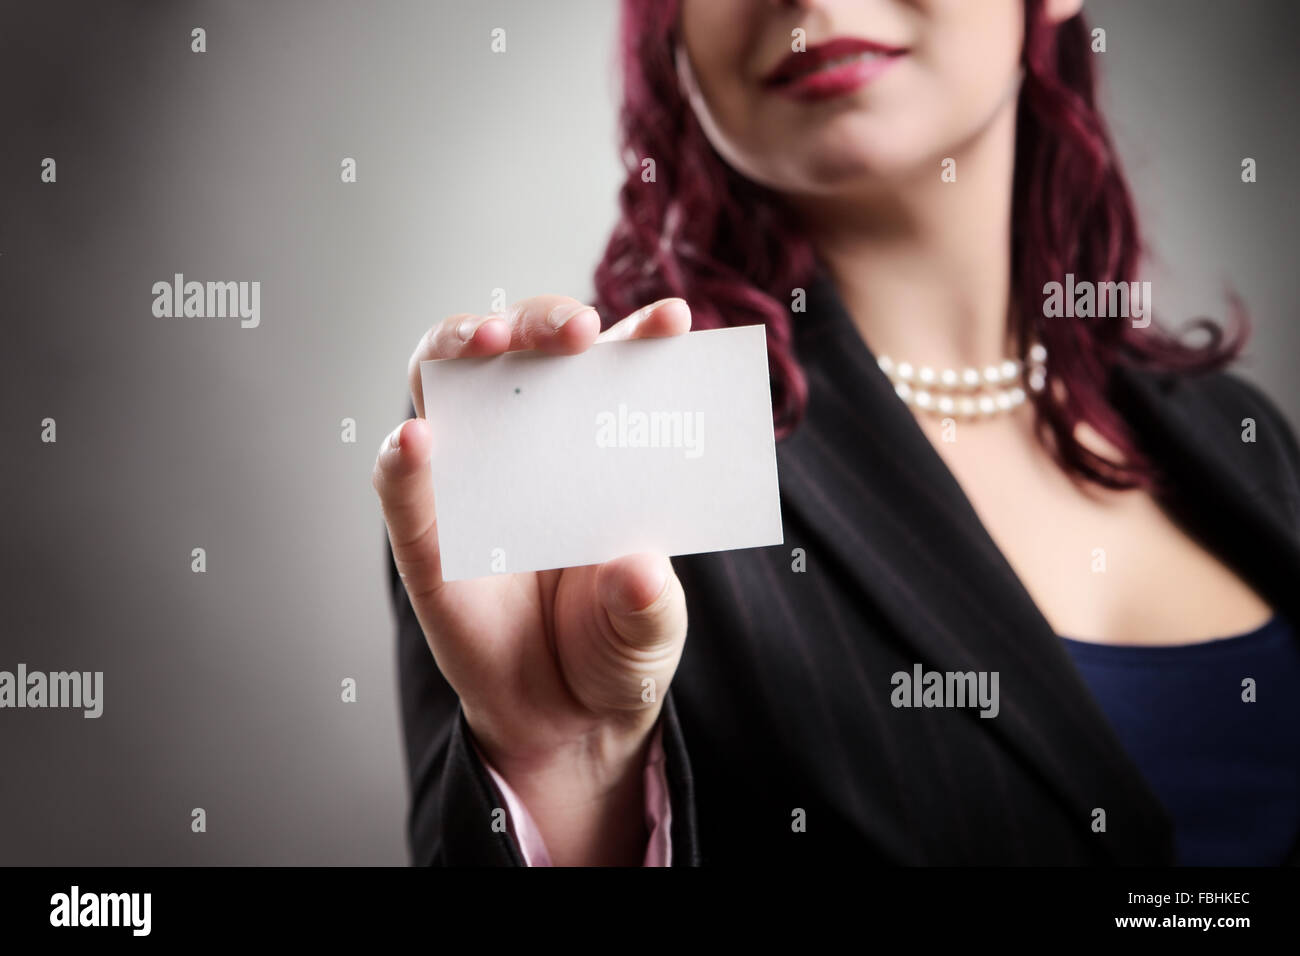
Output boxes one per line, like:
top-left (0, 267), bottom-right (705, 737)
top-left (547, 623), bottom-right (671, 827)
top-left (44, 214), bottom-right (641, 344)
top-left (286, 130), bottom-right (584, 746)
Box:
top-left (788, 98), bottom-right (1020, 372)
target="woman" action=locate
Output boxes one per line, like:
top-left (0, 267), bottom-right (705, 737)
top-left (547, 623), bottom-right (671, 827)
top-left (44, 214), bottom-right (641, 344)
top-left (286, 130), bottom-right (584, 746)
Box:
top-left (373, 0), bottom-right (1300, 866)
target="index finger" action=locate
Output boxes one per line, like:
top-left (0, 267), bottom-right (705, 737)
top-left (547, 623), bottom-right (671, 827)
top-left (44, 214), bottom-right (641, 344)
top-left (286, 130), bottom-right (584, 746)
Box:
top-left (408, 295), bottom-right (601, 418)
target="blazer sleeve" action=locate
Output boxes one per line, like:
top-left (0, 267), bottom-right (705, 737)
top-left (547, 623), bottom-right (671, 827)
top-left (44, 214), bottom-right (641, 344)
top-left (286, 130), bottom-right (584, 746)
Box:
top-left (389, 530), bottom-right (705, 866)
top-left (1219, 372), bottom-right (1300, 525)
top-left (390, 536), bottom-right (525, 866)
top-left (656, 686), bottom-right (704, 865)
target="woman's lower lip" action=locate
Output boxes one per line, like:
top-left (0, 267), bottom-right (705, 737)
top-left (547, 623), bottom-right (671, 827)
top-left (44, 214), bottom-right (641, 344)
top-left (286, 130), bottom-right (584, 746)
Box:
top-left (768, 53), bottom-right (904, 102)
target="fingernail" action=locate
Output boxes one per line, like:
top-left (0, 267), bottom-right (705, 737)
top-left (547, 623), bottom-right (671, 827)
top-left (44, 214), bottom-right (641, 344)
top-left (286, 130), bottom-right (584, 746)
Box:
top-left (388, 423), bottom-right (404, 449)
top-left (651, 297), bottom-right (688, 318)
top-left (549, 303), bottom-right (596, 331)
top-left (631, 297), bottom-right (683, 326)
top-left (457, 317), bottom-right (487, 342)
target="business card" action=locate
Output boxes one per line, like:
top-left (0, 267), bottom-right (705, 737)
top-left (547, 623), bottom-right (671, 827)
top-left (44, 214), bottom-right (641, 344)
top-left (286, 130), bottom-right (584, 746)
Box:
top-left (420, 324), bottom-right (783, 581)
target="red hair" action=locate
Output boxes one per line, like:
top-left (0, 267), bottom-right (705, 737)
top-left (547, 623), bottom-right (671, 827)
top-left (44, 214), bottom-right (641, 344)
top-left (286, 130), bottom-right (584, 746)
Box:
top-left (593, 0), bottom-right (1245, 488)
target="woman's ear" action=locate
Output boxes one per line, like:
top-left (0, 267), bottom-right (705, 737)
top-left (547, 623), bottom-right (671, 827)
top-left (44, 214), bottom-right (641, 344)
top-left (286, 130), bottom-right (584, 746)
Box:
top-left (1044, 0), bottom-right (1085, 25)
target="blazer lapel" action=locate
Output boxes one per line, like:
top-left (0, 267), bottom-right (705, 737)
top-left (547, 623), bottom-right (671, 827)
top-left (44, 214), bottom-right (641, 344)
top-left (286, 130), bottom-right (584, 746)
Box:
top-left (1110, 365), bottom-right (1300, 868)
top-left (777, 269), bottom-right (1174, 863)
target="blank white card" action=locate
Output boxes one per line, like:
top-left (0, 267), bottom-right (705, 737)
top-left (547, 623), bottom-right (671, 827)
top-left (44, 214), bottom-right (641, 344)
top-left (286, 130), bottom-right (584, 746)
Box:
top-left (420, 324), bottom-right (784, 581)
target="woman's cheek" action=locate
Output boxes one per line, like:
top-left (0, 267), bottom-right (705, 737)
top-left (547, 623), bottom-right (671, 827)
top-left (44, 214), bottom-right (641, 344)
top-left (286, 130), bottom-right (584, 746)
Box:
top-left (916, 40), bottom-right (1021, 147)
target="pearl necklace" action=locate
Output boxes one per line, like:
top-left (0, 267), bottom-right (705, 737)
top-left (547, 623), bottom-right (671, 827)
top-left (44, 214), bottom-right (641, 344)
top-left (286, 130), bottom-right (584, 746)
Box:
top-left (877, 343), bottom-right (1046, 418)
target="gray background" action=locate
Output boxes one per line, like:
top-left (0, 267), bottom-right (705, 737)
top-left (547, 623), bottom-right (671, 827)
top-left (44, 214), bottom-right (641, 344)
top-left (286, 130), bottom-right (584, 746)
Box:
top-left (1, 0), bottom-right (1295, 864)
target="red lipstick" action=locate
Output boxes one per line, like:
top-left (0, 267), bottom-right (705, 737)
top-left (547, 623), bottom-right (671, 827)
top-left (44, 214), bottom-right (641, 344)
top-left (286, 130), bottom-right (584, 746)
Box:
top-left (762, 36), bottom-right (907, 102)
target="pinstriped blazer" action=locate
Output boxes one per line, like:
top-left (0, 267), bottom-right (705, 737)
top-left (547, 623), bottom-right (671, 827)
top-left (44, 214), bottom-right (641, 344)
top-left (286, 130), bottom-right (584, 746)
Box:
top-left (391, 268), bottom-right (1300, 866)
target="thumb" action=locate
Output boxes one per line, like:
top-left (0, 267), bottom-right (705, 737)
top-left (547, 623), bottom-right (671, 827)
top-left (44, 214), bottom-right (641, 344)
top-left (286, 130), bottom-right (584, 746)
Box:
top-left (595, 553), bottom-right (687, 651)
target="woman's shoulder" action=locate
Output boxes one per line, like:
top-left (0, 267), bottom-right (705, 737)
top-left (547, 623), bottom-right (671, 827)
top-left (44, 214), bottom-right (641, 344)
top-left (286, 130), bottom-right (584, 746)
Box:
top-left (1114, 363), bottom-right (1300, 498)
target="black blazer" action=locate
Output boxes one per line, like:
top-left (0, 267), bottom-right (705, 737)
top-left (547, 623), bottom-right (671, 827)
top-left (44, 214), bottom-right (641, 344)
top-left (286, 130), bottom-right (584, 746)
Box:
top-left (390, 270), bottom-right (1300, 866)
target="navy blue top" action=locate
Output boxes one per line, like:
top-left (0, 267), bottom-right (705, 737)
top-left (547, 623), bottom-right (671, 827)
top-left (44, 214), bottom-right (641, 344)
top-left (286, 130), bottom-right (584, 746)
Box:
top-left (1061, 616), bottom-right (1300, 866)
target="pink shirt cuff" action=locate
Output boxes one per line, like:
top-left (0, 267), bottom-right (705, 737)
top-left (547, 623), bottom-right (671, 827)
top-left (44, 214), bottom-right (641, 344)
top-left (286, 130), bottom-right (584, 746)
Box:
top-left (474, 721), bottom-right (672, 867)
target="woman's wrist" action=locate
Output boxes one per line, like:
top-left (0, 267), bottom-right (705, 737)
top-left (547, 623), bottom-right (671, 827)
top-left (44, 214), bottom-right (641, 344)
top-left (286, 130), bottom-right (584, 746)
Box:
top-left (471, 712), bottom-right (659, 866)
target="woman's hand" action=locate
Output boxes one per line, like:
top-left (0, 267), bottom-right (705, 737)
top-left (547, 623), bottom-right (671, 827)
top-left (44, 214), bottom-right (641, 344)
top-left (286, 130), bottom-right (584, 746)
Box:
top-left (372, 295), bottom-right (692, 865)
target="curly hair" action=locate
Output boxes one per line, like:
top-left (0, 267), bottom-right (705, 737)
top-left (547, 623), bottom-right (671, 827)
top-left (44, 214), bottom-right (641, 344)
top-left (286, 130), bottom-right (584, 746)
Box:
top-left (593, 0), bottom-right (1245, 489)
